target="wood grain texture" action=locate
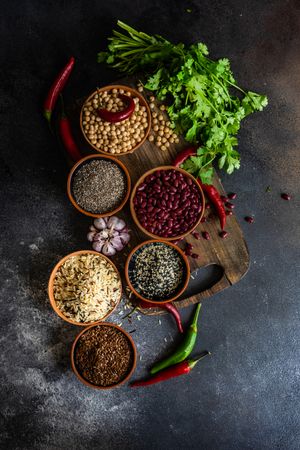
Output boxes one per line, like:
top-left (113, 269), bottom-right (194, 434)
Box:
top-left (69, 80), bottom-right (250, 312)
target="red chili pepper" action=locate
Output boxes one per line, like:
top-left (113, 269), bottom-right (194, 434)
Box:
top-left (130, 352), bottom-right (210, 387)
top-left (44, 56), bottom-right (75, 123)
top-left (59, 115), bottom-right (82, 163)
top-left (173, 147), bottom-right (226, 230)
top-left (139, 300), bottom-right (183, 333)
top-left (173, 146), bottom-right (196, 168)
top-left (97, 94), bottom-right (135, 123)
top-left (198, 181), bottom-right (226, 230)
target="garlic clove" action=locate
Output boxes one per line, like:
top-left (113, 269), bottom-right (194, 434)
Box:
top-left (87, 231), bottom-right (96, 242)
top-left (89, 225), bottom-right (97, 232)
top-left (94, 218), bottom-right (108, 230)
top-left (110, 236), bottom-right (124, 251)
top-left (108, 216), bottom-right (126, 231)
top-left (102, 242), bottom-right (117, 256)
top-left (92, 241), bottom-right (104, 252)
top-left (119, 232), bottom-right (130, 245)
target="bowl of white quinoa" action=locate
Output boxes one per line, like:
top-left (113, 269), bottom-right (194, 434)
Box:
top-left (48, 250), bottom-right (122, 326)
top-left (80, 85), bottom-right (151, 155)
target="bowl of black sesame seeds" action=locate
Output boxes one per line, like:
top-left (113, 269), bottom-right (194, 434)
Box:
top-left (67, 154), bottom-right (131, 218)
top-left (125, 240), bottom-right (190, 304)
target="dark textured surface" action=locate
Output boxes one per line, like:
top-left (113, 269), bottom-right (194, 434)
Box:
top-left (1, 1), bottom-right (300, 449)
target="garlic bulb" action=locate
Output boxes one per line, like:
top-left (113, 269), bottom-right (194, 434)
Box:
top-left (87, 216), bottom-right (130, 256)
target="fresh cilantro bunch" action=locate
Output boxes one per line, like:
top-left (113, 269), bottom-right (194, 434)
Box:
top-left (98, 21), bottom-right (268, 183)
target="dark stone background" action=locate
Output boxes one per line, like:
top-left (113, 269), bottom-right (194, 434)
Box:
top-left (0, 1), bottom-right (299, 449)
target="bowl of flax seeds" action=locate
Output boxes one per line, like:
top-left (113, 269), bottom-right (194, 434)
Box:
top-left (71, 323), bottom-right (137, 389)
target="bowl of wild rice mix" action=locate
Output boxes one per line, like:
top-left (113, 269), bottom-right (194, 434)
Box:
top-left (48, 251), bottom-right (122, 325)
top-left (80, 85), bottom-right (151, 155)
top-left (67, 154), bottom-right (131, 217)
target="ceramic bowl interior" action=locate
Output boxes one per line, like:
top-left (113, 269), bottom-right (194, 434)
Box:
top-left (80, 84), bottom-right (151, 155)
top-left (125, 240), bottom-right (190, 304)
top-left (48, 250), bottom-right (122, 326)
top-left (130, 166), bottom-right (205, 241)
top-left (67, 154), bottom-right (131, 218)
top-left (71, 322), bottom-right (137, 390)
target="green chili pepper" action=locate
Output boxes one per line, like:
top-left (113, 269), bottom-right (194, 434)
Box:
top-left (150, 303), bottom-right (202, 375)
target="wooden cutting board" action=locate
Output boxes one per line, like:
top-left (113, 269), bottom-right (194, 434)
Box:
top-left (68, 80), bottom-right (250, 311)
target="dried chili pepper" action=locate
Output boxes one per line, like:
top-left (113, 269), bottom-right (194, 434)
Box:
top-left (44, 56), bottom-right (75, 123)
top-left (123, 299), bottom-right (183, 333)
top-left (141, 300), bottom-right (183, 334)
top-left (173, 147), bottom-right (226, 230)
top-left (97, 94), bottom-right (135, 123)
top-left (198, 181), bottom-right (226, 230)
top-left (150, 303), bottom-right (201, 375)
top-left (59, 114), bottom-right (82, 163)
top-left (173, 146), bottom-right (197, 168)
top-left (130, 352), bottom-right (210, 387)
top-left (58, 95), bottom-right (82, 163)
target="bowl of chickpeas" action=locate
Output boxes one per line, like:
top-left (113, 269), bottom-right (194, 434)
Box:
top-left (80, 85), bottom-right (151, 155)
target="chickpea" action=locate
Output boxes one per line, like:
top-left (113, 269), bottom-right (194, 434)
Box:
top-left (160, 105), bottom-right (166, 111)
top-left (156, 141), bottom-right (162, 147)
top-left (152, 112), bottom-right (157, 118)
top-left (157, 136), bottom-right (162, 142)
top-left (119, 89), bottom-right (124, 94)
top-left (159, 125), bottom-right (164, 131)
top-left (158, 114), bottom-right (164, 121)
top-left (138, 86), bottom-right (144, 92)
top-left (82, 121), bottom-right (87, 125)
top-left (112, 88), bottom-right (118, 94)
top-left (149, 102), bottom-right (155, 109)
top-left (161, 145), bottom-right (167, 151)
top-left (175, 137), bottom-right (180, 144)
top-left (148, 135), bottom-right (154, 142)
top-left (165, 142), bottom-right (170, 148)
top-left (150, 96), bottom-right (155, 102)
top-left (169, 137), bottom-right (175, 143)
top-left (162, 137), bottom-right (167, 143)
top-left (153, 118), bottom-right (158, 125)
top-left (158, 130), bottom-right (164, 137)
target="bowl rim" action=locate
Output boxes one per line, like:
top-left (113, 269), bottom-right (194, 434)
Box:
top-left (48, 250), bottom-right (122, 326)
top-left (124, 239), bottom-right (190, 305)
top-left (130, 166), bottom-right (205, 241)
top-left (70, 322), bottom-right (137, 390)
top-left (67, 153), bottom-right (131, 218)
top-left (80, 84), bottom-right (152, 156)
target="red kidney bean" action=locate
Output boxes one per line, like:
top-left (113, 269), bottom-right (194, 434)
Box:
top-left (227, 192), bottom-right (237, 200)
top-left (192, 231), bottom-right (201, 240)
top-left (281, 193), bottom-right (291, 200)
top-left (245, 216), bottom-right (254, 223)
top-left (205, 203), bottom-right (211, 209)
top-left (200, 217), bottom-right (207, 223)
top-left (221, 195), bottom-right (228, 202)
top-left (219, 231), bottom-right (228, 239)
top-left (225, 202), bottom-right (235, 209)
top-left (191, 253), bottom-right (199, 259)
top-left (226, 210), bottom-right (233, 216)
top-left (202, 231), bottom-right (210, 240)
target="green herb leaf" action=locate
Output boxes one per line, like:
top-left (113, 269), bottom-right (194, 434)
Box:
top-left (98, 21), bottom-right (268, 183)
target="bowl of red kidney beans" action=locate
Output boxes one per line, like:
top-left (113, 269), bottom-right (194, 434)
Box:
top-left (130, 166), bottom-right (205, 240)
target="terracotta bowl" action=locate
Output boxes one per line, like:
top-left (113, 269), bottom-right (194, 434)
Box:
top-left (71, 322), bottom-right (137, 390)
top-left (130, 166), bottom-right (205, 241)
top-left (67, 154), bottom-right (131, 218)
top-left (48, 250), bottom-right (122, 326)
top-left (125, 239), bottom-right (190, 305)
top-left (80, 85), bottom-right (151, 156)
